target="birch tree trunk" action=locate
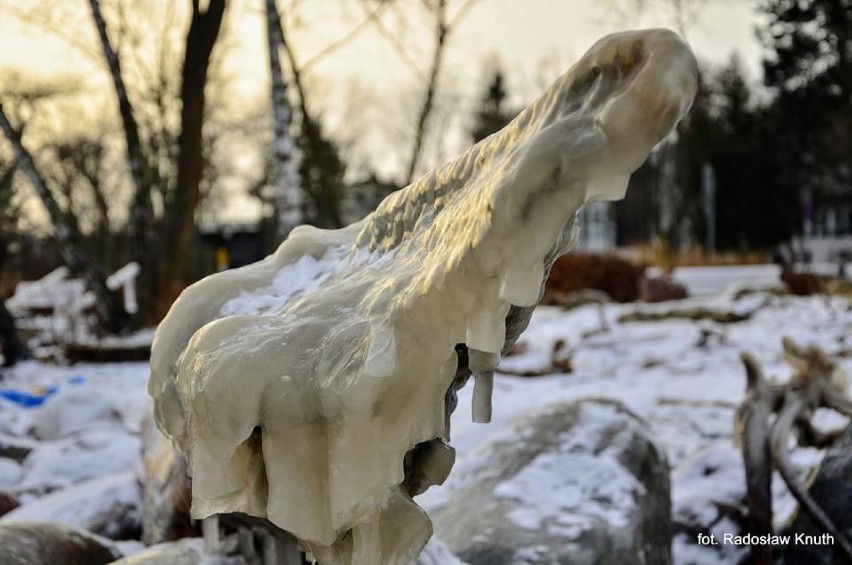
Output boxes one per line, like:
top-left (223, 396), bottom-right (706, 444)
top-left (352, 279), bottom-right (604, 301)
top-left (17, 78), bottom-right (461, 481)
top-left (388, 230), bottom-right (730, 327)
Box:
top-left (265, 0), bottom-right (302, 238)
top-left (0, 106), bottom-right (129, 335)
top-left (272, 3), bottom-right (344, 229)
top-left (161, 0), bottom-right (227, 296)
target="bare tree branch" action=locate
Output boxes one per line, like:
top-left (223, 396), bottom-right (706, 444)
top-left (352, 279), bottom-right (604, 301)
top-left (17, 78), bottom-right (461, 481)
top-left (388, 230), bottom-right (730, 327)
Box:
top-left (0, 105), bottom-right (129, 334)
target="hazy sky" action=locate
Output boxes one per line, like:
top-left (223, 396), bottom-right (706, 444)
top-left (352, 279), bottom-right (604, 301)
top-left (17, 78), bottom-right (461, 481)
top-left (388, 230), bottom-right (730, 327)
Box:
top-left (0, 0), bottom-right (764, 221)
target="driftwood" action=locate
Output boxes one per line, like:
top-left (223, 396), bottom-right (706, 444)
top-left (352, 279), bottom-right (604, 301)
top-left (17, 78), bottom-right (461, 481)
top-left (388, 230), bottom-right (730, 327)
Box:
top-left (619, 307), bottom-right (749, 324)
top-left (736, 339), bottom-right (852, 564)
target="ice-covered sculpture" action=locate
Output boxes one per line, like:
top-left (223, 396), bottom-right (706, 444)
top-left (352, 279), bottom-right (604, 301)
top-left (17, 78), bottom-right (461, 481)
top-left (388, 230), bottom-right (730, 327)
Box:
top-left (150, 29), bottom-right (697, 564)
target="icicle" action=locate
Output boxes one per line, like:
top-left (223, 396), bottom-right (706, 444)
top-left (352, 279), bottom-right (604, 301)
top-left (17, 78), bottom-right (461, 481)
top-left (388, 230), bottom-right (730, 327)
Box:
top-left (202, 515), bottom-right (220, 554)
top-left (469, 349), bottom-right (501, 423)
top-left (499, 265), bottom-right (544, 307)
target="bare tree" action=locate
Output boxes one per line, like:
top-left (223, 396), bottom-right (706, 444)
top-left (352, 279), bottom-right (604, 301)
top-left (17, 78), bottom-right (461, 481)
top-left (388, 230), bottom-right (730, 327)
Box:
top-left (161, 0), bottom-right (227, 296)
top-left (0, 105), bottom-right (129, 334)
top-left (265, 0), bottom-right (302, 238)
top-left (87, 0), bottom-right (154, 268)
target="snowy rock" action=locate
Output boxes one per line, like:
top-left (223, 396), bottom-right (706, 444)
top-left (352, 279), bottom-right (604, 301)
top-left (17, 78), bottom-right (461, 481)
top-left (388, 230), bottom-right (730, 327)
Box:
top-left (111, 537), bottom-right (247, 564)
top-left (0, 521), bottom-right (121, 564)
top-left (0, 433), bottom-right (37, 463)
top-left (16, 429), bottom-right (140, 495)
top-left (784, 423), bottom-right (852, 565)
top-left (0, 457), bottom-right (22, 488)
top-left (430, 399), bottom-right (671, 564)
top-left (412, 536), bottom-right (468, 564)
top-left (0, 492), bottom-right (19, 517)
top-left (33, 387), bottom-right (123, 440)
top-left (2, 471), bottom-right (142, 539)
top-left (670, 446), bottom-right (748, 565)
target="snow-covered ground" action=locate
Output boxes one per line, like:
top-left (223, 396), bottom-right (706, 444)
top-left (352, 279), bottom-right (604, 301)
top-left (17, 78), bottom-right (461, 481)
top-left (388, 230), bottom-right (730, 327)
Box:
top-left (0, 291), bottom-right (849, 563)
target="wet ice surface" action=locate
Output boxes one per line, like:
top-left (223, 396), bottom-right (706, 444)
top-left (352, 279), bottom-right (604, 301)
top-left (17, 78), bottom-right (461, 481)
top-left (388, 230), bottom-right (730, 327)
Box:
top-left (0, 294), bottom-right (849, 563)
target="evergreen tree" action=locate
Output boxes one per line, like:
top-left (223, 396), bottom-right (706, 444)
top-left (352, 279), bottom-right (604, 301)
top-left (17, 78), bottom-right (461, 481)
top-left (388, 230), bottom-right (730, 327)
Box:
top-left (758, 0), bottom-right (852, 218)
top-left (470, 70), bottom-right (517, 143)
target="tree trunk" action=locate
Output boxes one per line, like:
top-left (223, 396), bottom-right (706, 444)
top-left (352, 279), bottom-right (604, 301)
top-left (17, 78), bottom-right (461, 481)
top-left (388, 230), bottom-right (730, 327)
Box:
top-left (265, 0), bottom-right (302, 239)
top-left (88, 0), bottom-right (157, 312)
top-left (0, 106), bottom-right (130, 335)
top-left (161, 0), bottom-right (227, 297)
top-left (404, 0), bottom-right (447, 185)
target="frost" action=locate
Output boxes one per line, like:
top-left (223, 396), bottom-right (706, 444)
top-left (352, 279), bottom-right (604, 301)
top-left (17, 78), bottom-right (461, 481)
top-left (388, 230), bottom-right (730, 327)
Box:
top-left (150, 29), bottom-right (697, 564)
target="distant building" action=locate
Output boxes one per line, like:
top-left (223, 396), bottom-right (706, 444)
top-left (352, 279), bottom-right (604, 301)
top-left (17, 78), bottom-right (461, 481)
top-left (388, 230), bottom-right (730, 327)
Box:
top-left (575, 201), bottom-right (617, 252)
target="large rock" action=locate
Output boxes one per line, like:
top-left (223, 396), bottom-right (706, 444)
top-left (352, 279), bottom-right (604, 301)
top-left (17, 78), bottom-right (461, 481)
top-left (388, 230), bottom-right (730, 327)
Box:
top-left (0, 521), bottom-right (120, 565)
top-left (33, 388), bottom-right (123, 440)
top-left (784, 423), bottom-right (852, 564)
top-left (16, 429), bottom-right (140, 495)
top-left (430, 399), bottom-right (671, 565)
top-left (1, 471), bottom-right (142, 539)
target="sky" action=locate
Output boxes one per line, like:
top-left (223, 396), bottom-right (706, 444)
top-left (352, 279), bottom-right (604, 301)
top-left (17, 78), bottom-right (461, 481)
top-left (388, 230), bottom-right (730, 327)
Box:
top-left (0, 0), bottom-right (765, 222)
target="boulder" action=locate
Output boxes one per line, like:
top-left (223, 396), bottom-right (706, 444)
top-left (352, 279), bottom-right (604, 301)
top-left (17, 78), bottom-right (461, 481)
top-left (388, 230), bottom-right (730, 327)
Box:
top-left (784, 423), bottom-right (852, 564)
top-left (17, 429), bottom-right (140, 495)
top-left (670, 446), bottom-right (748, 565)
top-left (0, 492), bottom-right (19, 517)
top-left (430, 398), bottom-right (671, 565)
top-left (33, 388), bottom-right (123, 440)
top-left (1, 471), bottom-right (142, 539)
top-left (0, 521), bottom-right (120, 565)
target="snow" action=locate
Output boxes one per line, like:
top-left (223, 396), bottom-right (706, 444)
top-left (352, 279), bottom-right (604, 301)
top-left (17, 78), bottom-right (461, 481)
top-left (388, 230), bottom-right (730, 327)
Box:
top-left (0, 291), bottom-right (848, 562)
top-left (418, 293), bottom-right (851, 562)
top-left (1, 471), bottom-right (141, 538)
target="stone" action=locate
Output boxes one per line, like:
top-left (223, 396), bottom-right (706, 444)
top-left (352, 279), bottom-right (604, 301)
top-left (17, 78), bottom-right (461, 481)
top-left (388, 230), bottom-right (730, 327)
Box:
top-left (430, 399), bottom-right (672, 564)
top-left (0, 521), bottom-right (120, 565)
top-left (33, 387), bottom-right (123, 441)
top-left (1, 471), bottom-right (142, 540)
top-left (783, 423), bottom-right (852, 565)
top-left (0, 492), bottom-right (20, 517)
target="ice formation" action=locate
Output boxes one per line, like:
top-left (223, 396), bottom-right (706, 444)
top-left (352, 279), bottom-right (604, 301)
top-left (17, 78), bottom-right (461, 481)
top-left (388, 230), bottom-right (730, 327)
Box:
top-left (149, 29), bottom-right (697, 564)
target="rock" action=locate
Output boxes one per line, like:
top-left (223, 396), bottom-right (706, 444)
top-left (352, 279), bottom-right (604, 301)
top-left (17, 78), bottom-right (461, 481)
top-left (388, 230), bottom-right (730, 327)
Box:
top-left (430, 399), bottom-right (671, 565)
top-left (17, 429), bottom-right (140, 495)
top-left (0, 457), bottom-right (22, 488)
top-left (670, 446), bottom-right (748, 565)
top-left (0, 433), bottom-right (38, 463)
top-left (640, 276), bottom-right (688, 303)
top-left (2, 471), bottom-right (142, 539)
top-left (0, 492), bottom-right (19, 517)
top-left (111, 537), bottom-right (247, 564)
top-left (139, 414), bottom-right (197, 544)
top-left (413, 537), bottom-right (468, 564)
top-left (0, 521), bottom-right (120, 565)
top-left (784, 423), bottom-right (852, 564)
top-left (33, 388), bottom-right (123, 440)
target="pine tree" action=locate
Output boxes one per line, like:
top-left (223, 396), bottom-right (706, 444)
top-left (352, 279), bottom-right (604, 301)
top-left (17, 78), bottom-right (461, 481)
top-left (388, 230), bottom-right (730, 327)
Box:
top-left (758, 0), bottom-right (852, 212)
top-left (470, 71), bottom-right (516, 143)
